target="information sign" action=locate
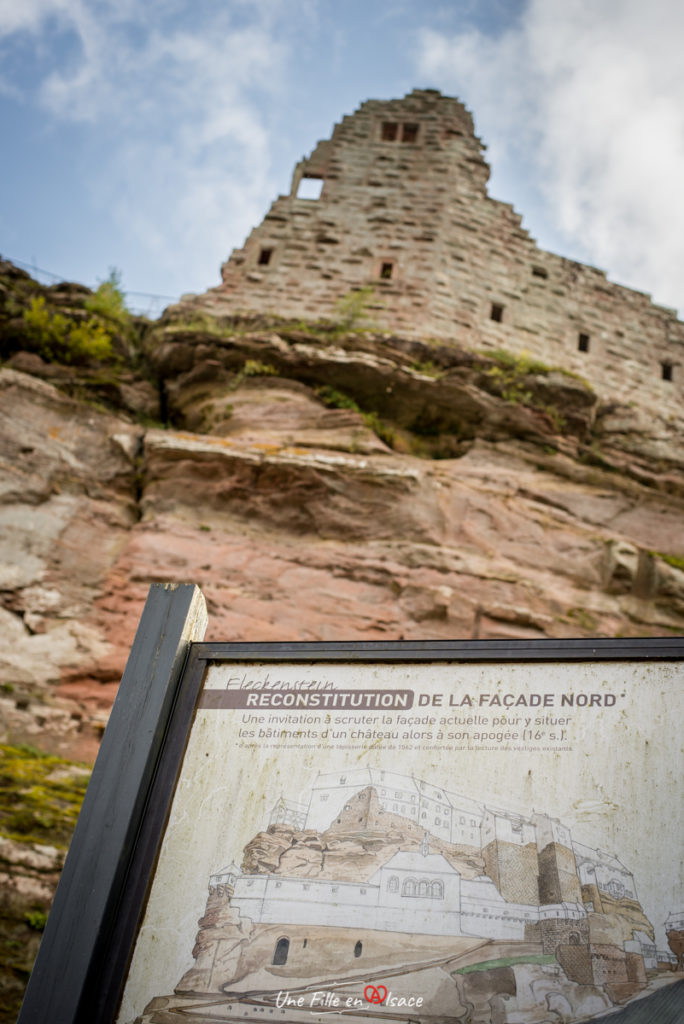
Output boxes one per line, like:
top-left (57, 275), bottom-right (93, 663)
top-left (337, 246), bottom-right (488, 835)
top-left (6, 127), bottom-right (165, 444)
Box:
top-left (18, 587), bottom-right (684, 1024)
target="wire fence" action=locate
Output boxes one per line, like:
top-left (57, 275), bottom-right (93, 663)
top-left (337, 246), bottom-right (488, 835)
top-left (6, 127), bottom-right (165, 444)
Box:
top-left (2, 255), bottom-right (180, 319)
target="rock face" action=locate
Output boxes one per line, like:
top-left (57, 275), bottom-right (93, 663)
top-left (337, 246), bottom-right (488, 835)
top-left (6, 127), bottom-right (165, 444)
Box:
top-left (2, 272), bottom-right (684, 761)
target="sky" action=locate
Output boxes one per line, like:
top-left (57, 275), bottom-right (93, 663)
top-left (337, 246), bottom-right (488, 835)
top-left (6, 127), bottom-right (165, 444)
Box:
top-left (1, 0), bottom-right (683, 317)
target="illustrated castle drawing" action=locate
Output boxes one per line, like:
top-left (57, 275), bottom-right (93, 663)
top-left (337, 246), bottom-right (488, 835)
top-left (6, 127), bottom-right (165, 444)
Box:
top-left (141, 769), bottom-right (680, 1024)
top-left (199, 89), bottom-right (683, 417)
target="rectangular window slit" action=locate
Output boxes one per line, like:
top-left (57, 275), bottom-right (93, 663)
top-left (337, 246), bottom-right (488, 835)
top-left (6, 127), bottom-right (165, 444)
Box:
top-left (381, 121), bottom-right (398, 142)
top-left (380, 261), bottom-right (394, 280)
top-left (662, 362), bottom-right (673, 381)
top-left (578, 332), bottom-right (590, 353)
top-left (296, 176), bottom-right (324, 200)
top-left (490, 303), bottom-right (504, 323)
top-left (532, 266), bottom-right (548, 279)
top-left (258, 248), bottom-right (273, 266)
top-left (401, 123), bottom-right (419, 144)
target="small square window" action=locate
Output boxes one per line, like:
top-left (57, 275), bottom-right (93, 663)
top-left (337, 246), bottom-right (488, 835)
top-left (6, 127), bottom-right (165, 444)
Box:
top-left (381, 121), bottom-right (398, 142)
top-left (662, 362), bottom-right (674, 382)
top-left (380, 261), bottom-right (394, 280)
top-left (401, 123), bottom-right (419, 144)
top-left (490, 303), bottom-right (504, 323)
top-left (578, 333), bottom-right (590, 353)
top-left (296, 176), bottom-right (323, 200)
top-left (532, 266), bottom-right (548, 279)
top-left (258, 248), bottom-right (273, 266)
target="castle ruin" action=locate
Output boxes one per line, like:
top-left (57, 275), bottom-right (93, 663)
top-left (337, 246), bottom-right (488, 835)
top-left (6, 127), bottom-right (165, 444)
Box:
top-left (203, 89), bottom-right (684, 416)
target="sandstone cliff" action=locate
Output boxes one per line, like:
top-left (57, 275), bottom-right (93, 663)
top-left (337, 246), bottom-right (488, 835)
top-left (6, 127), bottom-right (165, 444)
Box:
top-left (2, 259), bottom-right (684, 761)
top-left (2, 259), bottom-right (684, 1017)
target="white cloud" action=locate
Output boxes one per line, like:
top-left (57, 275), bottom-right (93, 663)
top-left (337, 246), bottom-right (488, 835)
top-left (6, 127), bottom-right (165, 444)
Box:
top-left (0, 0), bottom-right (305, 294)
top-left (416, 0), bottom-right (684, 314)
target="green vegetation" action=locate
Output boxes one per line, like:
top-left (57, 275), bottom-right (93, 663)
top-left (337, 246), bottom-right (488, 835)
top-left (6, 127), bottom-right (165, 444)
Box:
top-left (333, 285), bottom-right (377, 330)
top-left (0, 743), bottom-right (90, 848)
top-left (84, 269), bottom-right (130, 331)
top-left (316, 385), bottom-right (361, 412)
top-left (362, 410), bottom-right (395, 448)
top-left (22, 296), bottom-right (113, 364)
top-left (486, 348), bottom-right (554, 376)
top-left (651, 551), bottom-right (684, 572)
top-left (241, 359), bottom-right (278, 377)
top-left (24, 910), bottom-right (48, 932)
top-left (315, 386), bottom-right (395, 447)
top-left (564, 607), bottom-right (600, 632)
top-left (452, 954), bottom-right (556, 976)
top-left (410, 359), bottom-right (445, 379)
top-left (315, 385), bottom-right (395, 446)
top-left (18, 269), bottom-right (134, 366)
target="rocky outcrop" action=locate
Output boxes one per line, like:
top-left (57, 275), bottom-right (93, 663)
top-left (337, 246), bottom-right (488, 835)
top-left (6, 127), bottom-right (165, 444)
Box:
top-left (3, 260), bottom-right (683, 1021)
top-left (2, 279), bottom-right (684, 760)
top-left (242, 789), bottom-right (485, 884)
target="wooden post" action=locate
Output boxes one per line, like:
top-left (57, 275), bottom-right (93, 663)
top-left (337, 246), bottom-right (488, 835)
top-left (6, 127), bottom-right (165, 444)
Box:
top-left (18, 583), bottom-right (207, 1024)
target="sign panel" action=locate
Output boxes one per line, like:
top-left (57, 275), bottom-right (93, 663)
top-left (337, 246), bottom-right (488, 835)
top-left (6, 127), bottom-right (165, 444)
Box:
top-left (117, 652), bottom-right (683, 1024)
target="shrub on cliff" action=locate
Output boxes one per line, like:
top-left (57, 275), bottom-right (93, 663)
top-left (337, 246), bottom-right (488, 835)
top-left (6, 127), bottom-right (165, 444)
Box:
top-left (22, 295), bottom-right (113, 364)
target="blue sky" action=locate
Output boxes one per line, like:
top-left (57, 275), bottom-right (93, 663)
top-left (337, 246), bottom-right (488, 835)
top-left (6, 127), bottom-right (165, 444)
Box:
top-left (1, 0), bottom-right (683, 316)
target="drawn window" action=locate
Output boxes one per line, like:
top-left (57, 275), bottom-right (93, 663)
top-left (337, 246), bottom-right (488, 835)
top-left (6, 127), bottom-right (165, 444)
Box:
top-left (431, 881), bottom-right (443, 899)
top-left (578, 332), bottom-right (590, 353)
top-left (381, 121), bottom-right (398, 141)
top-left (418, 880), bottom-right (430, 897)
top-left (490, 303), bottom-right (504, 323)
top-left (662, 361), bottom-right (674, 381)
top-left (354, 941), bottom-right (363, 958)
top-left (273, 937), bottom-right (290, 965)
top-left (297, 176), bottom-right (323, 200)
top-left (320, 794), bottom-right (329, 802)
top-left (401, 123), bottom-right (419, 144)
top-left (258, 248), bottom-right (273, 266)
top-left (339, 776), bottom-right (346, 784)
top-left (387, 875), bottom-right (399, 893)
top-left (402, 878), bottom-right (416, 896)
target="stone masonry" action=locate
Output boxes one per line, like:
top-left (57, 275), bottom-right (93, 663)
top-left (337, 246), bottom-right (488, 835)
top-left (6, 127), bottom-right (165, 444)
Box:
top-left (201, 88), bottom-right (684, 415)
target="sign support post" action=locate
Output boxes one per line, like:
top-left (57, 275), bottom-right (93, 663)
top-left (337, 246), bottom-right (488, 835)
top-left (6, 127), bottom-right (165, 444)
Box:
top-left (17, 583), bottom-right (207, 1024)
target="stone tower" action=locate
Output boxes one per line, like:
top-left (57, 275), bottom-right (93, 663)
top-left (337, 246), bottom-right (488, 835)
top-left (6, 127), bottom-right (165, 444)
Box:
top-left (205, 88), bottom-right (684, 415)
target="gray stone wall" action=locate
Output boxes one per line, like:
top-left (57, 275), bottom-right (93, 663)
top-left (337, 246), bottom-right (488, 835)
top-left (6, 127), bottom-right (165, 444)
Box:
top-left (206, 88), bottom-right (684, 416)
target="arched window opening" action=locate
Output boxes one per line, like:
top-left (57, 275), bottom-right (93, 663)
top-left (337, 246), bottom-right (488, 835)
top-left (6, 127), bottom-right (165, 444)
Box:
top-left (418, 880), bottom-right (429, 897)
top-left (354, 941), bottom-right (363, 958)
top-left (272, 937), bottom-right (290, 965)
top-left (402, 878), bottom-right (416, 896)
top-left (431, 880), bottom-right (444, 899)
top-left (387, 875), bottom-right (399, 893)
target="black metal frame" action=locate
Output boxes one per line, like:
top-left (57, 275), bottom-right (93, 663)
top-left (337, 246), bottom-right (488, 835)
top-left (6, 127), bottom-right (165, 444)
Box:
top-left (18, 619), bottom-right (684, 1023)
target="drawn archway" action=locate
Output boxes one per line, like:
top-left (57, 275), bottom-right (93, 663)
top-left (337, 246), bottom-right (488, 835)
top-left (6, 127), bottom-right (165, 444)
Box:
top-left (272, 937), bottom-right (290, 965)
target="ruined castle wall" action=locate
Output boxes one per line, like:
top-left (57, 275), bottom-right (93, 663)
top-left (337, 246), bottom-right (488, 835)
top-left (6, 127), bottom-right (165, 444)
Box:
top-left (482, 840), bottom-right (539, 905)
top-left (537, 843), bottom-right (583, 905)
top-left (208, 89), bottom-right (684, 417)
